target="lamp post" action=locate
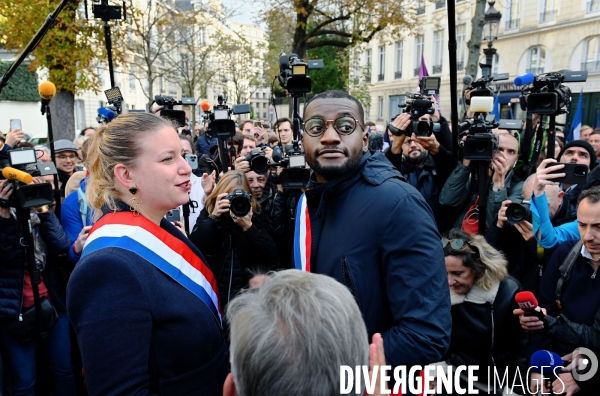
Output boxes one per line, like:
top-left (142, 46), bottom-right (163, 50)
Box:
top-left (482, 1), bottom-right (502, 74)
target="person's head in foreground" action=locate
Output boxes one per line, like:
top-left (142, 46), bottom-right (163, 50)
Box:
top-left (224, 269), bottom-right (369, 396)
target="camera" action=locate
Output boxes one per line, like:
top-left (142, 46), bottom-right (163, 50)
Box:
top-left (467, 73), bottom-right (509, 99)
top-left (518, 70), bottom-right (588, 115)
top-left (154, 95), bottom-right (188, 127)
top-left (204, 95), bottom-right (251, 139)
top-left (459, 97), bottom-right (500, 161)
top-left (392, 93), bottom-right (441, 137)
top-left (226, 189), bottom-right (252, 218)
top-left (0, 148), bottom-right (56, 209)
top-left (270, 144), bottom-right (310, 189)
top-left (277, 53), bottom-right (323, 94)
top-left (245, 148), bottom-right (268, 175)
top-left (506, 199), bottom-right (531, 225)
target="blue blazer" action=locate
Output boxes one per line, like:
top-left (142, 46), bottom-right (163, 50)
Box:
top-left (67, 210), bottom-right (229, 395)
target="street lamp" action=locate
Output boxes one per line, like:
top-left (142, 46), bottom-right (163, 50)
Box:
top-left (482, 1), bottom-right (502, 72)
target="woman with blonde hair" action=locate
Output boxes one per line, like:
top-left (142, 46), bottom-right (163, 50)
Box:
top-left (441, 228), bottom-right (526, 395)
top-left (67, 113), bottom-right (228, 395)
top-left (190, 170), bottom-right (278, 311)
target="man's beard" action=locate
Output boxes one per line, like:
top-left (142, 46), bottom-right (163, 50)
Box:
top-left (405, 150), bottom-right (427, 165)
top-left (310, 150), bottom-right (364, 182)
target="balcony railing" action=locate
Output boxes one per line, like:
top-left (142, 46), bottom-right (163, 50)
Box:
top-left (526, 67), bottom-right (545, 74)
top-left (586, 0), bottom-right (600, 13)
top-left (394, 71), bottom-right (402, 79)
top-left (414, 67), bottom-right (420, 77)
top-left (539, 10), bottom-right (556, 23)
top-left (435, 0), bottom-right (445, 9)
top-left (433, 65), bottom-right (442, 74)
top-left (456, 60), bottom-right (464, 70)
top-left (582, 61), bottom-right (600, 74)
top-left (377, 74), bottom-right (385, 81)
top-left (416, 5), bottom-right (426, 14)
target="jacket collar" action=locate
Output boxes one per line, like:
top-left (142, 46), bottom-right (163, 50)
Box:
top-left (450, 278), bottom-right (500, 306)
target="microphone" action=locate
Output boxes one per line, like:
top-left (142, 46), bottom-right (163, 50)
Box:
top-left (514, 73), bottom-right (535, 86)
top-left (2, 167), bottom-right (33, 184)
top-left (97, 107), bottom-right (116, 124)
top-left (515, 291), bottom-right (547, 324)
top-left (462, 74), bottom-right (473, 86)
top-left (530, 350), bottom-right (564, 395)
top-left (39, 81), bottom-right (56, 115)
top-left (200, 100), bottom-right (211, 112)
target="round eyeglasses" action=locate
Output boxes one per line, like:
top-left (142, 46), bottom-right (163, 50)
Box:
top-left (302, 117), bottom-right (364, 137)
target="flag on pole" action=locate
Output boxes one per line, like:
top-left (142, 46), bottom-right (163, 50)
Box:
top-left (567, 90), bottom-right (583, 142)
top-left (508, 103), bottom-right (514, 119)
top-left (417, 55), bottom-right (442, 116)
top-left (491, 94), bottom-right (501, 120)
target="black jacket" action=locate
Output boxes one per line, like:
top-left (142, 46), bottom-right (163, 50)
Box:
top-left (190, 208), bottom-right (278, 310)
top-left (297, 150), bottom-right (451, 367)
top-left (0, 210), bottom-right (71, 318)
top-left (446, 276), bottom-right (527, 388)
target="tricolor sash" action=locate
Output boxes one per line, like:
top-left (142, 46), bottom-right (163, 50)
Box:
top-left (293, 193), bottom-right (311, 272)
top-left (82, 211), bottom-right (221, 324)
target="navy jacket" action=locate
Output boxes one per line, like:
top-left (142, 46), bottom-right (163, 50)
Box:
top-left (68, 209), bottom-right (229, 395)
top-left (0, 210), bottom-right (71, 318)
top-left (296, 150), bottom-right (451, 367)
top-left (195, 134), bottom-right (218, 156)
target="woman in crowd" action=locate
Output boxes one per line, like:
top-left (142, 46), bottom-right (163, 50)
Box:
top-left (67, 113), bottom-right (228, 395)
top-left (0, 178), bottom-right (76, 396)
top-left (441, 229), bottom-right (526, 395)
top-left (190, 170), bottom-right (278, 311)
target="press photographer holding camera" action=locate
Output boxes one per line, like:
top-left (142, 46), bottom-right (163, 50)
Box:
top-left (386, 93), bottom-right (458, 232)
top-left (0, 176), bottom-right (76, 395)
top-left (189, 170), bottom-right (278, 311)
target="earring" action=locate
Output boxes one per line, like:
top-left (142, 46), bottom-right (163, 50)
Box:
top-left (129, 186), bottom-right (138, 195)
top-left (128, 196), bottom-right (142, 216)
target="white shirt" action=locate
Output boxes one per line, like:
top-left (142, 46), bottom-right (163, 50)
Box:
top-left (178, 173), bottom-right (205, 232)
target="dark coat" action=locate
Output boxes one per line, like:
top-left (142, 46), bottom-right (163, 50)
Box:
top-left (189, 207), bottom-right (279, 310)
top-left (0, 210), bottom-right (71, 318)
top-left (446, 276), bottom-right (527, 387)
top-left (195, 134), bottom-right (218, 156)
top-left (67, 210), bottom-right (229, 395)
top-left (297, 150), bottom-right (451, 367)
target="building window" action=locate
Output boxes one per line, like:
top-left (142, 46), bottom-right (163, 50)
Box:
top-left (129, 65), bottom-right (135, 89)
top-left (416, 0), bottom-right (426, 15)
top-left (378, 97), bottom-right (384, 119)
top-left (365, 49), bottom-right (372, 81)
top-left (352, 52), bottom-right (361, 83)
top-left (414, 36), bottom-right (424, 76)
top-left (389, 95), bottom-right (406, 118)
top-left (378, 46), bottom-right (385, 81)
top-left (433, 30), bottom-right (444, 74)
top-left (394, 42), bottom-right (403, 79)
top-left (527, 46), bottom-right (546, 74)
top-left (198, 28), bottom-right (206, 45)
top-left (456, 24), bottom-right (466, 70)
top-left (582, 36), bottom-right (600, 73)
top-left (505, 0), bottom-right (520, 30)
top-left (263, 92), bottom-right (266, 98)
top-left (540, 0), bottom-right (556, 23)
top-left (435, 0), bottom-right (445, 9)
top-left (587, 0), bottom-right (600, 13)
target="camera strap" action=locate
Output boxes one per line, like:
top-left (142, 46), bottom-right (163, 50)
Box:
top-left (528, 120), bottom-right (545, 172)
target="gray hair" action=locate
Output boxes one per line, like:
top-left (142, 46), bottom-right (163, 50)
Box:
top-left (227, 270), bottom-right (369, 396)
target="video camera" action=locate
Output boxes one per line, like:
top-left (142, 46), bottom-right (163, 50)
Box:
top-left (269, 144), bottom-right (310, 189)
top-left (388, 77), bottom-right (441, 137)
top-left (516, 70), bottom-right (588, 115)
top-left (0, 148), bottom-right (56, 209)
top-left (153, 94), bottom-right (190, 127)
top-left (277, 53), bottom-right (323, 95)
top-left (467, 72), bottom-right (509, 99)
top-left (202, 95), bottom-right (250, 139)
top-left (459, 96), bottom-right (499, 161)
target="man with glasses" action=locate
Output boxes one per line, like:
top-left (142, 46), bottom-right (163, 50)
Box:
top-left (296, 90), bottom-right (451, 370)
top-left (53, 139), bottom-right (80, 198)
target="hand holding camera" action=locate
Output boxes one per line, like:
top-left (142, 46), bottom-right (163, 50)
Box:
top-left (234, 156), bottom-right (251, 173)
top-left (413, 133), bottom-right (441, 155)
top-left (0, 179), bottom-right (14, 218)
top-left (212, 193), bottom-right (231, 218)
top-left (231, 206), bottom-right (253, 231)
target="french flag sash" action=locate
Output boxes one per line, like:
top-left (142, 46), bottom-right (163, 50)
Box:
top-left (82, 211), bottom-right (221, 324)
top-left (293, 193), bottom-right (311, 272)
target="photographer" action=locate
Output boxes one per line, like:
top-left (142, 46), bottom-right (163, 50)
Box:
top-left (386, 108), bottom-right (457, 232)
top-left (275, 117), bottom-right (293, 147)
top-left (440, 130), bottom-right (524, 233)
top-left (195, 126), bottom-right (218, 156)
top-left (189, 170), bottom-right (278, 311)
top-left (0, 178), bottom-right (76, 395)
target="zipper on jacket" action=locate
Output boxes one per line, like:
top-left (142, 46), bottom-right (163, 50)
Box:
top-left (341, 257), bottom-right (359, 304)
top-left (490, 304), bottom-right (496, 368)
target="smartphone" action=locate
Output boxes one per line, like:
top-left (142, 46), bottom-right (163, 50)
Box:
top-left (10, 119), bottom-right (21, 131)
top-left (254, 121), bottom-right (262, 128)
top-left (166, 209), bottom-right (180, 223)
top-left (185, 154), bottom-right (198, 170)
top-left (546, 162), bottom-right (588, 185)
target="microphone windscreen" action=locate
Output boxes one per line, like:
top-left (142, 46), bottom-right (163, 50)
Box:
top-left (2, 167), bottom-right (33, 184)
top-left (514, 73), bottom-right (535, 86)
top-left (462, 75), bottom-right (474, 86)
top-left (515, 291), bottom-right (538, 310)
top-left (97, 107), bottom-right (116, 122)
top-left (200, 100), bottom-right (211, 112)
top-left (39, 81), bottom-right (56, 100)
top-left (530, 350), bottom-right (563, 373)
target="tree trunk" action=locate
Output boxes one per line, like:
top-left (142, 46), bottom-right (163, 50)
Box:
top-left (49, 91), bottom-right (75, 141)
top-left (465, 0), bottom-right (488, 80)
top-left (292, 8), bottom-right (309, 59)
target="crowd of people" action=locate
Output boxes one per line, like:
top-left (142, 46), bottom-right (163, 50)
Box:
top-left (0, 90), bottom-right (598, 396)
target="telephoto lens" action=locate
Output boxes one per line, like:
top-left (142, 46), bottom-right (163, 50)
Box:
top-left (226, 189), bottom-right (252, 217)
top-left (506, 201), bottom-right (531, 225)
